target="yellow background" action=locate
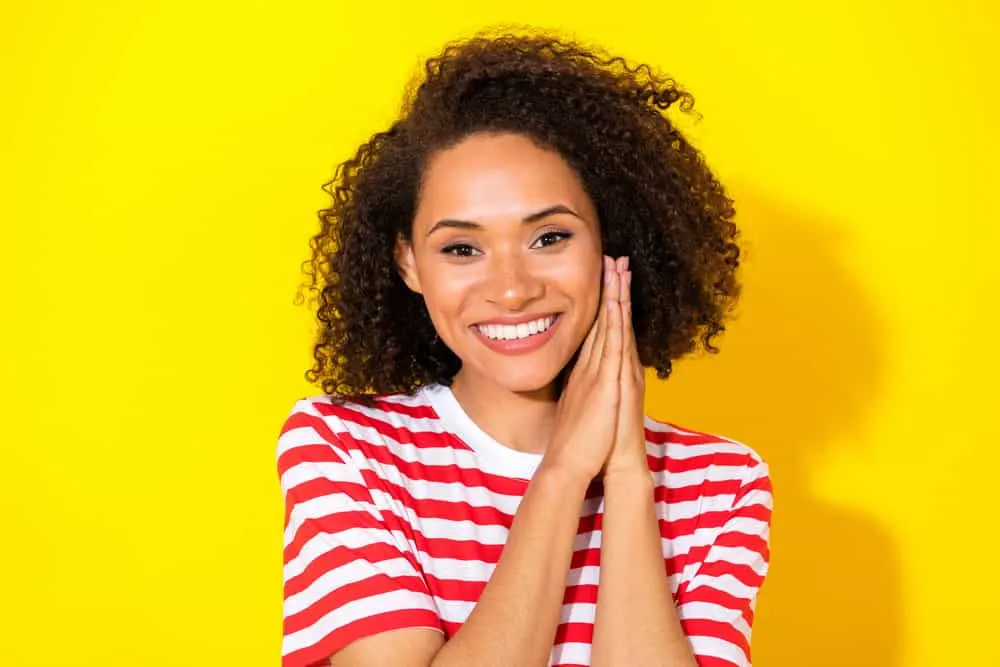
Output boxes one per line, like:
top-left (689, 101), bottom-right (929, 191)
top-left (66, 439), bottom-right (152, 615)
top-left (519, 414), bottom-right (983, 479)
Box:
top-left (2, 1), bottom-right (996, 665)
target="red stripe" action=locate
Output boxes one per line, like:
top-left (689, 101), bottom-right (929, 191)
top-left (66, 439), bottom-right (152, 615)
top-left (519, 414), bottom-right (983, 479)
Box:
top-left (644, 422), bottom-right (738, 446)
top-left (693, 655), bottom-right (743, 667)
top-left (282, 608), bottom-right (441, 667)
top-left (371, 397), bottom-right (440, 419)
top-left (285, 475), bottom-right (373, 509)
top-left (563, 583), bottom-right (599, 604)
top-left (283, 508), bottom-right (385, 564)
top-left (714, 530), bottom-right (770, 562)
top-left (278, 442), bottom-right (345, 477)
top-left (316, 402), bottom-right (473, 452)
top-left (284, 540), bottom-right (423, 598)
top-left (734, 468), bottom-right (771, 501)
top-left (421, 574), bottom-right (486, 602)
top-left (284, 571), bottom-right (433, 634)
top-left (653, 478), bottom-right (743, 504)
top-left (441, 619), bottom-right (461, 637)
top-left (680, 585), bottom-right (752, 616)
top-left (277, 398), bottom-right (768, 666)
top-left (693, 560), bottom-right (766, 589)
top-left (570, 547), bottom-right (601, 570)
top-left (354, 467), bottom-right (517, 528)
top-left (554, 621), bottom-right (593, 644)
top-left (682, 617), bottom-right (749, 658)
top-left (334, 426), bottom-right (530, 496)
top-left (648, 451), bottom-right (752, 474)
top-left (731, 502), bottom-right (772, 524)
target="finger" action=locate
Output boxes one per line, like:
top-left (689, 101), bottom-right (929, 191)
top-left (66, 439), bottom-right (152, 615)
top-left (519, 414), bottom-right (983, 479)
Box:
top-left (574, 255), bottom-right (609, 372)
top-left (622, 269), bottom-right (640, 368)
top-left (615, 259), bottom-right (635, 382)
top-left (615, 257), bottom-right (629, 313)
top-left (570, 313), bottom-right (600, 383)
top-left (600, 266), bottom-right (624, 383)
top-left (586, 255), bottom-right (614, 372)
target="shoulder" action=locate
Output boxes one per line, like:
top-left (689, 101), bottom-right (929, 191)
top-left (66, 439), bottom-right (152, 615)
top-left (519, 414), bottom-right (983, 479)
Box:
top-left (642, 414), bottom-right (769, 485)
top-left (277, 387), bottom-right (453, 467)
top-left (280, 388), bottom-right (441, 438)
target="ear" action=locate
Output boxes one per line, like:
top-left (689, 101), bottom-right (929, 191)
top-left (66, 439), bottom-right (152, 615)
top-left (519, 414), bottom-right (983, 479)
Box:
top-left (394, 235), bottom-right (423, 294)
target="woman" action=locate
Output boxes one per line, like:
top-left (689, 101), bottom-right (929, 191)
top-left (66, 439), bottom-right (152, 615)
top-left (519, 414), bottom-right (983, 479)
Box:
top-left (278, 30), bottom-right (772, 667)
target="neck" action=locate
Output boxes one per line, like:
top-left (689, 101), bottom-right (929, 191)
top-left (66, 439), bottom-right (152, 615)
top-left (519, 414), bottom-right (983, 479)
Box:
top-left (449, 368), bottom-right (559, 455)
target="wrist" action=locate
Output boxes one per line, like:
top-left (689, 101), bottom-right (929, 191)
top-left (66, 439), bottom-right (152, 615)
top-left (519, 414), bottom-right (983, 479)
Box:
top-left (534, 458), bottom-right (596, 496)
top-left (600, 464), bottom-right (654, 490)
top-left (602, 444), bottom-right (650, 481)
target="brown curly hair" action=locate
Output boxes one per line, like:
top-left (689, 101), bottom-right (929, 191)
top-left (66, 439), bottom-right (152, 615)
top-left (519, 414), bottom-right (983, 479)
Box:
top-left (296, 29), bottom-right (742, 401)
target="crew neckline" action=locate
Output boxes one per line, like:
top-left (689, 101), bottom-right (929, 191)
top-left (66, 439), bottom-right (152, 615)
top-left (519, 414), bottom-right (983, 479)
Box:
top-left (420, 383), bottom-right (544, 480)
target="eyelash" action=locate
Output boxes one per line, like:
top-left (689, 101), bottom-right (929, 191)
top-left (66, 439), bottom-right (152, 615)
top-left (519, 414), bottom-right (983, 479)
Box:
top-left (441, 231), bottom-right (574, 257)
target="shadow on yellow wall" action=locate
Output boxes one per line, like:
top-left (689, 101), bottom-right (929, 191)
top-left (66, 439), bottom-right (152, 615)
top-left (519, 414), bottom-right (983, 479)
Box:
top-left (647, 186), bottom-right (902, 666)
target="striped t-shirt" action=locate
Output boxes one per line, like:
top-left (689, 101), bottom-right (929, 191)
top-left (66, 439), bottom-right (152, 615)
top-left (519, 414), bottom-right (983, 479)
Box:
top-left (277, 383), bottom-right (772, 667)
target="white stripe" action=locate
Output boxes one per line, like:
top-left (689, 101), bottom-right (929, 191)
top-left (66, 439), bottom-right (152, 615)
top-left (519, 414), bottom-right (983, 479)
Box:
top-left (421, 556), bottom-right (497, 582)
top-left (277, 420), bottom-right (347, 459)
top-left (282, 588), bottom-right (438, 655)
top-left (645, 439), bottom-right (755, 460)
top-left (687, 634), bottom-right (749, 667)
top-left (368, 475), bottom-right (524, 516)
top-left (285, 555), bottom-right (421, 616)
top-left (550, 641), bottom-right (591, 666)
top-left (654, 464), bottom-right (756, 489)
top-left (704, 544), bottom-right (769, 575)
top-left (287, 401), bottom-right (756, 487)
top-left (284, 525), bottom-right (411, 582)
top-left (685, 571), bottom-right (760, 600)
top-left (281, 459), bottom-right (363, 494)
top-left (678, 600), bottom-right (752, 638)
top-left (283, 492), bottom-right (382, 549)
top-left (403, 515), bottom-right (510, 545)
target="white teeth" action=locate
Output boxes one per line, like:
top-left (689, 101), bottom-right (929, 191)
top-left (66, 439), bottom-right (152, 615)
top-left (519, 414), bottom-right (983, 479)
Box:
top-left (476, 316), bottom-right (556, 341)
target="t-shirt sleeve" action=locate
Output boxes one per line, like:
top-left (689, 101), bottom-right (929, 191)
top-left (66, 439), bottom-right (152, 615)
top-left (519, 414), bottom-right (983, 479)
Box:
top-left (678, 455), bottom-right (773, 667)
top-left (277, 399), bottom-right (443, 667)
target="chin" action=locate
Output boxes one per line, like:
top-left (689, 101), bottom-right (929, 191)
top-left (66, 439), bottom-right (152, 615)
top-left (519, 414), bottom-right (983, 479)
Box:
top-left (477, 358), bottom-right (566, 395)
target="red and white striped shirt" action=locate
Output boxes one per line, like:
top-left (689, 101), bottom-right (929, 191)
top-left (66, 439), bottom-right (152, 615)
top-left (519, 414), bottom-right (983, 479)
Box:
top-left (277, 383), bottom-right (772, 667)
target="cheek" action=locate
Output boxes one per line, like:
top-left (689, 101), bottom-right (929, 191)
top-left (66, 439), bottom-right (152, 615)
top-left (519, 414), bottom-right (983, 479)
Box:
top-left (543, 258), bottom-right (602, 314)
top-left (418, 265), bottom-right (478, 322)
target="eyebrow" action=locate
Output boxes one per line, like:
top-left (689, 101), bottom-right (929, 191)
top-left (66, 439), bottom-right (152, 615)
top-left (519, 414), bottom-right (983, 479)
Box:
top-left (425, 204), bottom-right (584, 238)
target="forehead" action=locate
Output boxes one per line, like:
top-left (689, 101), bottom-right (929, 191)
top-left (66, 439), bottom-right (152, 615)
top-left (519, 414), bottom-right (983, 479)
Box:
top-left (414, 132), bottom-right (596, 225)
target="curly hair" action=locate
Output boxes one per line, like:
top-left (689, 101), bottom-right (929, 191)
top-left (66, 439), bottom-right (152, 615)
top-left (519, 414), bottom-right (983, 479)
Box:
top-left (296, 29), bottom-right (742, 401)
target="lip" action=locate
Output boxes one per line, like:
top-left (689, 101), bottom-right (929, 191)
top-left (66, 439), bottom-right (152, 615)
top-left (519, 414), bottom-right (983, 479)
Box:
top-left (470, 314), bottom-right (562, 355)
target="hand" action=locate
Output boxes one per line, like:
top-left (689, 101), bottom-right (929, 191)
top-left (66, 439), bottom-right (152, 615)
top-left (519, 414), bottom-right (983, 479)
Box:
top-left (601, 256), bottom-right (649, 480)
top-left (541, 255), bottom-right (624, 485)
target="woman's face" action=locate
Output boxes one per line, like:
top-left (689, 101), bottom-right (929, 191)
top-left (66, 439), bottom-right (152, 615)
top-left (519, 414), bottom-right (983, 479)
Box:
top-left (396, 131), bottom-right (603, 395)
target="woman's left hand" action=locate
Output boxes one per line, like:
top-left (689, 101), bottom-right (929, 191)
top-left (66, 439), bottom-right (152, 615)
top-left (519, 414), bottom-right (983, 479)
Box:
top-left (601, 256), bottom-right (650, 480)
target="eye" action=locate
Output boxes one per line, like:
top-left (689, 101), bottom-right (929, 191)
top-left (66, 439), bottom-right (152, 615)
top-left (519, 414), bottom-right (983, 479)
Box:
top-left (441, 243), bottom-right (480, 258)
top-left (532, 230), bottom-right (573, 249)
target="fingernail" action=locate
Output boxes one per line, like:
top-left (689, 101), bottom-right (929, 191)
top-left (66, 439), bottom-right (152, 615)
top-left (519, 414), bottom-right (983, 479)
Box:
top-left (624, 256), bottom-right (630, 271)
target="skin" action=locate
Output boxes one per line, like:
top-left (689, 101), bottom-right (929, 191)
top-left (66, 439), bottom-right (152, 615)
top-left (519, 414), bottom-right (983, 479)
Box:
top-left (331, 131), bottom-right (697, 667)
top-left (395, 131), bottom-right (603, 454)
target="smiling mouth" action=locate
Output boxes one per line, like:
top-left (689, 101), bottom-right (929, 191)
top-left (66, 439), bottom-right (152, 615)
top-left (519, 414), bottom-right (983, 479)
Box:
top-left (473, 314), bottom-right (559, 341)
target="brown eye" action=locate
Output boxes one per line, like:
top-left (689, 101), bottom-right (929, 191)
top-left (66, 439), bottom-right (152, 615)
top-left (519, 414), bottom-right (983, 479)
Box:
top-left (441, 243), bottom-right (479, 257)
top-left (532, 231), bottom-right (573, 249)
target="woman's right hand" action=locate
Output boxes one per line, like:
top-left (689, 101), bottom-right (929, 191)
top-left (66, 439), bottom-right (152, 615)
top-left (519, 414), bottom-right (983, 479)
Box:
top-left (541, 255), bottom-right (624, 484)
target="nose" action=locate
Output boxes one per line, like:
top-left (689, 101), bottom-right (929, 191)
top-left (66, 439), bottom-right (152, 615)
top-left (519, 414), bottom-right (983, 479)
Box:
top-left (485, 252), bottom-right (544, 311)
